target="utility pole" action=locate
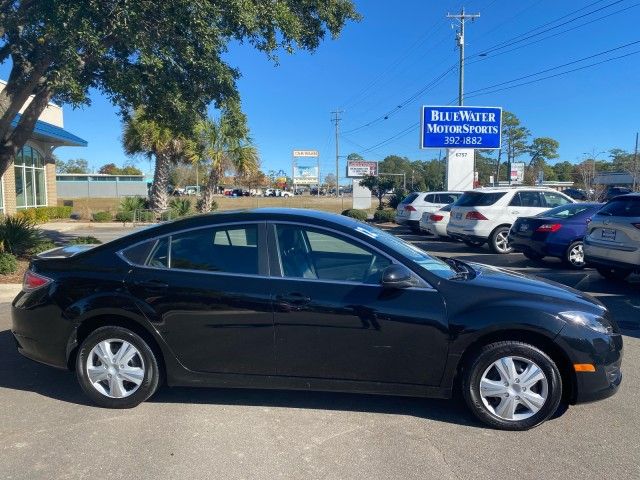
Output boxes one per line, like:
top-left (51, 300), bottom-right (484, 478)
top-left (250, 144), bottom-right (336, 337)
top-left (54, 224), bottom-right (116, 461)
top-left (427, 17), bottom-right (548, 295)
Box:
top-left (633, 132), bottom-right (639, 191)
top-left (447, 7), bottom-right (480, 106)
top-left (331, 109), bottom-right (343, 196)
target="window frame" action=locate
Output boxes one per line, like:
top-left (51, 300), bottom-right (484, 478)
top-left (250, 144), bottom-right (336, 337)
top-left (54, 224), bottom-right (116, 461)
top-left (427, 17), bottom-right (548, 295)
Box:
top-left (267, 221), bottom-right (432, 289)
top-left (117, 221), bottom-right (269, 278)
top-left (14, 144), bottom-right (47, 209)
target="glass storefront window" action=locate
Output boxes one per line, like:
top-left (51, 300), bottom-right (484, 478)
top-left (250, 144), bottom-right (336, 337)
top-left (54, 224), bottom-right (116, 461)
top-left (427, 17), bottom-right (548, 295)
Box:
top-left (15, 145), bottom-right (46, 208)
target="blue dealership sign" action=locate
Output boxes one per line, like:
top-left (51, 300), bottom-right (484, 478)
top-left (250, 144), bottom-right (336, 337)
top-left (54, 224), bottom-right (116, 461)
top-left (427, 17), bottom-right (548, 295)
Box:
top-left (420, 105), bottom-right (502, 149)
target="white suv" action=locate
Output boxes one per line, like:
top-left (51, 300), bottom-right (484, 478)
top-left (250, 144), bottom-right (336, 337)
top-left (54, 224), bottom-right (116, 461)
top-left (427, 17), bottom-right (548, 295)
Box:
top-left (396, 191), bottom-right (462, 232)
top-left (447, 187), bottom-right (575, 253)
top-left (584, 193), bottom-right (640, 281)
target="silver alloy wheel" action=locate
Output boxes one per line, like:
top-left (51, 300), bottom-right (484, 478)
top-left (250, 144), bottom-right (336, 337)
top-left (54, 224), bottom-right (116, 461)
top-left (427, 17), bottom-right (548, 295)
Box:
top-left (568, 243), bottom-right (585, 266)
top-left (494, 230), bottom-right (512, 253)
top-left (86, 339), bottom-right (145, 398)
top-left (479, 356), bottom-right (548, 421)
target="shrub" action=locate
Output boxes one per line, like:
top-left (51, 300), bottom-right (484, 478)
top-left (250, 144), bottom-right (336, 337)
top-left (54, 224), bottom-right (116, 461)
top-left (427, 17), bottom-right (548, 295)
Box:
top-left (0, 252), bottom-right (18, 275)
top-left (0, 216), bottom-right (42, 256)
top-left (341, 209), bottom-right (368, 221)
top-left (196, 199), bottom-right (218, 213)
top-left (388, 188), bottom-right (408, 209)
top-left (120, 196), bottom-right (147, 212)
top-left (135, 211), bottom-right (156, 223)
top-left (373, 209), bottom-right (396, 223)
top-left (68, 236), bottom-right (102, 245)
top-left (14, 206), bottom-right (74, 223)
top-left (92, 211), bottom-right (112, 222)
top-left (169, 198), bottom-right (192, 217)
top-left (26, 239), bottom-right (56, 256)
top-left (115, 211), bottom-right (134, 223)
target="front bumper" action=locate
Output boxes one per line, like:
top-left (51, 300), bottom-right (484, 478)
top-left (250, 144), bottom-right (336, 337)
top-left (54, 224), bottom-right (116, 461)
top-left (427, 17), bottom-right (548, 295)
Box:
top-left (555, 321), bottom-right (623, 404)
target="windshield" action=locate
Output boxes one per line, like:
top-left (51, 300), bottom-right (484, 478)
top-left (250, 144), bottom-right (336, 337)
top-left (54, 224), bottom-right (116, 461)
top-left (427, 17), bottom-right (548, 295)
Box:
top-left (455, 191), bottom-right (506, 207)
top-left (353, 224), bottom-right (457, 279)
top-left (536, 203), bottom-right (599, 219)
top-left (598, 196), bottom-right (640, 217)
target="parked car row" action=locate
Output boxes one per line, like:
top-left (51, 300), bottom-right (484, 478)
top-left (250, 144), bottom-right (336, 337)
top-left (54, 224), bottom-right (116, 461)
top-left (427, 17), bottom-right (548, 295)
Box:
top-left (408, 187), bottom-right (639, 279)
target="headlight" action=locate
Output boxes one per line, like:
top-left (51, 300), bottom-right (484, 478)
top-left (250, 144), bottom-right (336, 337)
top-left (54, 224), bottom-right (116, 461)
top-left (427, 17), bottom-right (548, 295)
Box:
top-left (559, 311), bottom-right (613, 334)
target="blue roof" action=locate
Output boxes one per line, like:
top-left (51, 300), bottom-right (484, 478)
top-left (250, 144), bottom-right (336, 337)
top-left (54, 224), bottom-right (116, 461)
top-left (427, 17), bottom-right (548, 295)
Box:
top-left (11, 113), bottom-right (87, 147)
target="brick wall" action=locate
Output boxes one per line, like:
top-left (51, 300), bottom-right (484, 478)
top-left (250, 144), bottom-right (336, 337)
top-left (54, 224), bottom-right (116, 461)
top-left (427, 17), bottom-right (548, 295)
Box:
top-left (2, 163), bottom-right (16, 215)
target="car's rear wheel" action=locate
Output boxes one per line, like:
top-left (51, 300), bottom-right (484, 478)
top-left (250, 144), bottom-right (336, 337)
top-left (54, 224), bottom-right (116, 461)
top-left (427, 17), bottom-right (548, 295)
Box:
top-left (463, 239), bottom-right (485, 248)
top-left (564, 241), bottom-right (585, 269)
top-left (462, 341), bottom-right (562, 430)
top-left (76, 326), bottom-right (160, 408)
top-left (596, 266), bottom-right (632, 281)
top-left (490, 227), bottom-right (513, 254)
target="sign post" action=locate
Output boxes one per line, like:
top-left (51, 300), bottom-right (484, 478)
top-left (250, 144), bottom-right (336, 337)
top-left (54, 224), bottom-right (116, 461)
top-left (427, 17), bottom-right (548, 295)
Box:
top-left (420, 105), bottom-right (502, 191)
top-left (346, 160), bottom-right (378, 210)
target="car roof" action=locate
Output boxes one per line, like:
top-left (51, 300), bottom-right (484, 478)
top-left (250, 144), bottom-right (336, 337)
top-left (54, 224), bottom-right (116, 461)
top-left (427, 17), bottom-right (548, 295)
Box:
top-left (467, 186), bottom-right (561, 193)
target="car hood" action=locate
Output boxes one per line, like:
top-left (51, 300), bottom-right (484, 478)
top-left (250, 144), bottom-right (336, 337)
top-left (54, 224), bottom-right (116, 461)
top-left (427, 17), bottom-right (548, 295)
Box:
top-left (459, 261), bottom-right (606, 313)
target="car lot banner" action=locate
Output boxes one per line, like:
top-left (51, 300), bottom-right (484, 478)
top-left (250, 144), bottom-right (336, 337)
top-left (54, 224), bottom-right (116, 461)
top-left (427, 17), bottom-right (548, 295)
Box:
top-left (347, 160), bottom-right (378, 178)
top-left (421, 105), bottom-right (502, 149)
top-left (293, 165), bottom-right (319, 185)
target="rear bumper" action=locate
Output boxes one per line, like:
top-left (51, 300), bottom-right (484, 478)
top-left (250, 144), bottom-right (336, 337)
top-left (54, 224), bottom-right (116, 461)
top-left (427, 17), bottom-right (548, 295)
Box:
top-left (446, 223), bottom-right (492, 241)
top-left (584, 239), bottom-right (640, 271)
top-left (509, 236), bottom-right (568, 258)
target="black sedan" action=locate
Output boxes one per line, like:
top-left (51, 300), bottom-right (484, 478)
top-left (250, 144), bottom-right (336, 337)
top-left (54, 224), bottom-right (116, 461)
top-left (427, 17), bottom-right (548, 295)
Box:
top-left (12, 209), bottom-right (622, 430)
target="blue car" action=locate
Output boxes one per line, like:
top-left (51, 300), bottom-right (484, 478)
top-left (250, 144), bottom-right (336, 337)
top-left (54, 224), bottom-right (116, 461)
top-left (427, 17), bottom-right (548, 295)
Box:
top-left (509, 203), bottom-right (603, 269)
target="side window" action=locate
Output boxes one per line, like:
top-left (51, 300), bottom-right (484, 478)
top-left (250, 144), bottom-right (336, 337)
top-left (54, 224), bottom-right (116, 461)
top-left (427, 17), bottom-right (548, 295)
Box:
top-left (122, 239), bottom-right (155, 265)
top-left (169, 225), bottom-right (258, 274)
top-left (424, 194), bottom-right (435, 204)
top-left (276, 225), bottom-right (391, 284)
top-left (519, 191), bottom-right (542, 207)
top-left (509, 192), bottom-right (522, 207)
top-left (542, 192), bottom-right (571, 208)
top-left (147, 238), bottom-right (169, 268)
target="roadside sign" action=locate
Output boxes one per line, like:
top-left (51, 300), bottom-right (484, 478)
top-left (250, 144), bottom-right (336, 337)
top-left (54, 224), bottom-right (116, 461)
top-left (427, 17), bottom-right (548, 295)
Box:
top-left (511, 162), bottom-right (525, 184)
top-left (292, 150), bottom-right (319, 157)
top-left (293, 165), bottom-right (319, 185)
top-left (420, 105), bottom-right (502, 149)
top-left (347, 160), bottom-right (378, 178)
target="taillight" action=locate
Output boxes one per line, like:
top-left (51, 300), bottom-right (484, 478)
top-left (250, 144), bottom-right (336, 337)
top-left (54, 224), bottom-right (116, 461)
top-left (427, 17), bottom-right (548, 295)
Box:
top-left (404, 205), bottom-right (416, 212)
top-left (633, 223), bottom-right (640, 230)
top-left (536, 223), bottom-right (562, 232)
top-left (466, 211), bottom-right (488, 220)
top-left (22, 270), bottom-right (52, 291)
top-left (430, 214), bottom-right (444, 222)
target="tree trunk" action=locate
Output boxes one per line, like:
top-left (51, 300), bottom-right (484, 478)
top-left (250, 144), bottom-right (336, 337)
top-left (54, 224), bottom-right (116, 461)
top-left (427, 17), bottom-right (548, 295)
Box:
top-left (150, 153), bottom-right (171, 211)
top-left (199, 169), bottom-right (220, 212)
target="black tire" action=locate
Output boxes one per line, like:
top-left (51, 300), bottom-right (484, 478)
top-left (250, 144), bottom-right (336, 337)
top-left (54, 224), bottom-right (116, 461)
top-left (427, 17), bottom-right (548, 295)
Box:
top-left (489, 226), bottom-right (513, 254)
top-left (564, 241), bottom-right (585, 269)
top-left (462, 341), bottom-right (563, 431)
top-left (596, 266), bottom-right (632, 281)
top-left (76, 326), bottom-right (160, 408)
top-left (523, 251), bottom-right (544, 261)
top-left (463, 239), bottom-right (485, 248)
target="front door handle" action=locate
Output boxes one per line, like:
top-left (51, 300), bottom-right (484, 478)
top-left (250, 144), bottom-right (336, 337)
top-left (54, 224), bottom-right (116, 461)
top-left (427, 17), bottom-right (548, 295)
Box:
top-left (134, 280), bottom-right (169, 291)
top-left (276, 293), bottom-right (311, 305)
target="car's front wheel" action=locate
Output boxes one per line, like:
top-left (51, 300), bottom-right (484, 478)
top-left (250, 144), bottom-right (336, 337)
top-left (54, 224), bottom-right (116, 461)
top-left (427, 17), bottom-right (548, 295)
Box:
top-left (76, 326), bottom-right (160, 408)
top-left (462, 341), bottom-right (563, 430)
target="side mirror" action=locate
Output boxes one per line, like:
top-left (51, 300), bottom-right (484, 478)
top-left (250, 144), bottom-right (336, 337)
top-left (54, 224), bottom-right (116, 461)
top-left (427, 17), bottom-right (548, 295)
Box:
top-left (381, 264), bottom-right (416, 289)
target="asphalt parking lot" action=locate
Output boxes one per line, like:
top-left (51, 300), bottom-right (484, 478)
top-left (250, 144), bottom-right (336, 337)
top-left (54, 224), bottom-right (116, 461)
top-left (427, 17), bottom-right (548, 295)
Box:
top-left (1, 223), bottom-right (639, 480)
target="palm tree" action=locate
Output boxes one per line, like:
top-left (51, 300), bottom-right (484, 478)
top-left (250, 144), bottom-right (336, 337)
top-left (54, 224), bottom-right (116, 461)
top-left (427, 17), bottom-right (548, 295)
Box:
top-left (123, 110), bottom-right (197, 211)
top-left (196, 114), bottom-right (259, 212)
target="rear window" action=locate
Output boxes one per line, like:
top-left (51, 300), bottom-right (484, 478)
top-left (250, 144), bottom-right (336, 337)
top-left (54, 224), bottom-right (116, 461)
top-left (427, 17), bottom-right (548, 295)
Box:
top-left (536, 204), bottom-right (598, 219)
top-left (440, 204), bottom-right (453, 212)
top-left (401, 192), bottom-right (420, 204)
top-left (598, 197), bottom-right (640, 217)
top-left (455, 191), bottom-right (506, 207)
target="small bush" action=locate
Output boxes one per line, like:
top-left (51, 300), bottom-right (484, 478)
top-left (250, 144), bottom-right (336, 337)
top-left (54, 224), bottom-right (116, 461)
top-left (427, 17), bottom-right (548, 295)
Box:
top-left (0, 216), bottom-right (42, 256)
top-left (15, 206), bottom-right (74, 223)
top-left (388, 188), bottom-right (408, 209)
top-left (120, 196), bottom-right (147, 212)
top-left (26, 239), bottom-right (57, 256)
top-left (373, 209), bottom-right (396, 223)
top-left (136, 211), bottom-right (156, 223)
top-left (92, 211), bottom-right (112, 222)
top-left (341, 209), bottom-right (368, 221)
top-left (169, 198), bottom-right (192, 217)
top-left (115, 211), bottom-right (134, 223)
top-left (0, 252), bottom-right (18, 274)
top-left (196, 199), bottom-right (218, 213)
top-left (68, 236), bottom-right (102, 245)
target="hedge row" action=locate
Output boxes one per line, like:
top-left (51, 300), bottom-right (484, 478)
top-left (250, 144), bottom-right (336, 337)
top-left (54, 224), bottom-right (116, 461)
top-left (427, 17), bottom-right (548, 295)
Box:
top-left (15, 206), bottom-right (73, 223)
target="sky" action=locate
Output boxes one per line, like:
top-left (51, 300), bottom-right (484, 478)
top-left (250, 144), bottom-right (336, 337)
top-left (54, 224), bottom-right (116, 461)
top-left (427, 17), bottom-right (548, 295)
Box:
top-left (4, 0), bottom-right (639, 181)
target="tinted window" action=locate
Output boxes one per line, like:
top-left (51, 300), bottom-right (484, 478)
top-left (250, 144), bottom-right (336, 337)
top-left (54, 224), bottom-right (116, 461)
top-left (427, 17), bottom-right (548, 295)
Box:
top-left (276, 225), bottom-right (390, 284)
top-left (509, 192), bottom-right (522, 207)
top-left (456, 191), bottom-right (506, 207)
top-left (537, 204), bottom-right (597, 219)
top-left (401, 192), bottom-right (420, 204)
top-left (520, 191), bottom-right (543, 207)
top-left (147, 238), bottom-right (169, 268)
top-left (439, 193), bottom-right (460, 204)
top-left (440, 204), bottom-right (453, 212)
top-left (598, 197), bottom-right (640, 217)
top-left (169, 226), bottom-right (258, 274)
top-left (542, 191), bottom-right (571, 208)
top-left (122, 240), bottom-right (155, 264)
top-left (424, 194), bottom-right (435, 203)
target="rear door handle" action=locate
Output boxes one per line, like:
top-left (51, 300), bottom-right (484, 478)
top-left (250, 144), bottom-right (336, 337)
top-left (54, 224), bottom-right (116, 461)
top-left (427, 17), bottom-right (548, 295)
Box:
top-left (276, 293), bottom-right (311, 305)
